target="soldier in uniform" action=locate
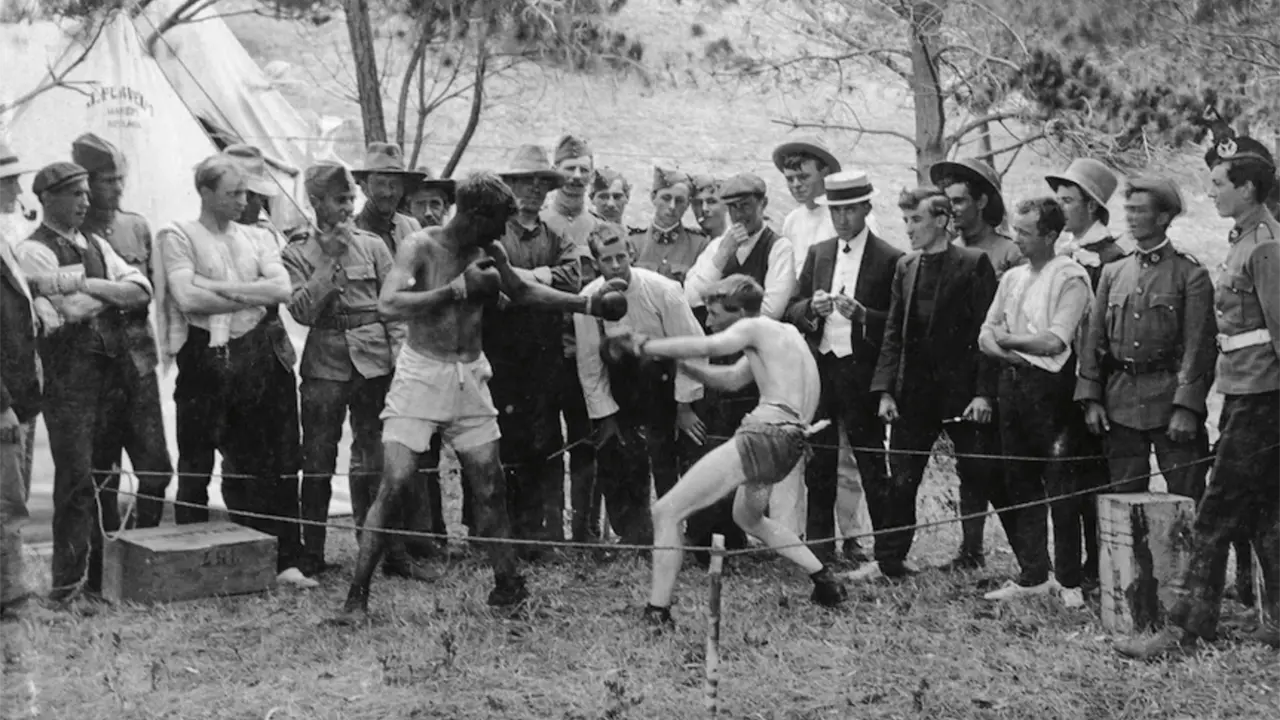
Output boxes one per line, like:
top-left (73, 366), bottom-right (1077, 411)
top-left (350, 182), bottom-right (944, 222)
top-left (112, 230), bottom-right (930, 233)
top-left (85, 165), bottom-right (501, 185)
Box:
top-left (590, 167), bottom-right (630, 225)
top-left (630, 167), bottom-right (710, 284)
top-left (70, 134), bottom-right (172, 529)
top-left (353, 143), bottom-right (424, 254)
top-left (17, 162), bottom-right (153, 606)
top-left (691, 174), bottom-right (728, 240)
top-left (494, 145), bottom-right (585, 550)
top-left (1117, 141), bottom-right (1280, 657)
top-left (401, 166), bottom-right (456, 230)
top-left (1076, 177), bottom-right (1216, 597)
top-left (542, 134), bottom-right (602, 248)
top-left (931, 157), bottom-right (1024, 278)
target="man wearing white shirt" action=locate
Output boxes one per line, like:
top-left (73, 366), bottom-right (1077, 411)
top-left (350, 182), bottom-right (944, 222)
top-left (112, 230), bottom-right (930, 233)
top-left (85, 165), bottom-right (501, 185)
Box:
top-left (683, 173), bottom-right (794, 561)
top-left (774, 139), bottom-right (874, 556)
top-left (785, 171), bottom-right (902, 567)
top-left (17, 162), bottom-right (153, 606)
top-left (575, 223), bottom-right (707, 545)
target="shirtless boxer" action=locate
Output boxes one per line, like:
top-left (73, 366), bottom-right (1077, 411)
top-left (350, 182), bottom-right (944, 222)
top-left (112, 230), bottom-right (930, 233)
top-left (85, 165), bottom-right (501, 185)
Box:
top-left (334, 172), bottom-right (626, 623)
top-left (619, 274), bottom-right (849, 627)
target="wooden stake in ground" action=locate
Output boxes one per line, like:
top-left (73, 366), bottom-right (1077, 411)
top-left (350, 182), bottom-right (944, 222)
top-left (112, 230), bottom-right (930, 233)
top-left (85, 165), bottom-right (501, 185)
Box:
top-left (704, 534), bottom-right (725, 717)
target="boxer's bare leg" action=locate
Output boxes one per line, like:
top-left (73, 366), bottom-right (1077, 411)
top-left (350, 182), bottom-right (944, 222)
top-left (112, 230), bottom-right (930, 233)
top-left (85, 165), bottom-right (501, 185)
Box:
top-left (455, 440), bottom-right (527, 606)
top-left (649, 442), bottom-right (746, 608)
top-left (335, 441), bottom-right (419, 623)
top-left (732, 480), bottom-right (824, 573)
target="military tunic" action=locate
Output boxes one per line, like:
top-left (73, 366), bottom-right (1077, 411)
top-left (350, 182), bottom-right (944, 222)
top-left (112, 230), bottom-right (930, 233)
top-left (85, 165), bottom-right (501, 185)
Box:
top-left (355, 205), bottom-right (420, 256)
top-left (630, 224), bottom-right (710, 284)
top-left (1168, 205), bottom-right (1280, 640)
top-left (1075, 238), bottom-right (1216, 497)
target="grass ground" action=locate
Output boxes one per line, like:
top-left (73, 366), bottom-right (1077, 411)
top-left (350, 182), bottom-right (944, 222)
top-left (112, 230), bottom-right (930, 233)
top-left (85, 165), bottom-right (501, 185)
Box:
top-left (4, 1), bottom-right (1274, 717)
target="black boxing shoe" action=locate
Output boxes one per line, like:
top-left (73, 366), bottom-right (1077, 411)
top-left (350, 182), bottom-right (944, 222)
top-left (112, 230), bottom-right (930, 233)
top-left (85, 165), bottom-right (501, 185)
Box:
top-left (487, 573), bottom-right (529, 608)
top-left (810, 567), bottom-right (849, 607)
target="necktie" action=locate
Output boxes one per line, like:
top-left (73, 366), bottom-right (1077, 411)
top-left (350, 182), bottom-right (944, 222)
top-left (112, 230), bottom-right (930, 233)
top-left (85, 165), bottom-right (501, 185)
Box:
top-left (841, 241), bottom-right (851, 254)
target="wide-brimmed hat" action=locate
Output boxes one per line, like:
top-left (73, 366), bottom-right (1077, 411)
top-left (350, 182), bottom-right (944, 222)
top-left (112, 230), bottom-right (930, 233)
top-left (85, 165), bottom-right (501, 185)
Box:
top-left (223, 144), bottom-right (279, 196)
top-left (930, 157), bottom-right (1005, 227)
top-left (816, 170), bottom-right (875, 206)
top-left (772, 137), bottom-right (841, 174)
top-left (352, 142), bottom-right (427, 182)
top-left (0, 141), bottom-right (32, 180)
top-left (498, 145), bottom-right (564, 187)
top-left (408, 165), bottom-right (456, 203)
top-left (1045, 158), bottom-right (1118, 225)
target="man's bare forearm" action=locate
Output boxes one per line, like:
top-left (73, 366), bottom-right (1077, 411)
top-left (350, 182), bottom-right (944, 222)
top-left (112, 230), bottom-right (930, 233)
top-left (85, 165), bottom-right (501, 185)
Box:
top-left (83, 278), bottom-right (149, 308)
top-left (642, 335), bottom-right (719, 359)
top-left (509, 281), bottom-right (590, 314)
top-left (379, 286), bottom-right (457, 320)
top-left (998, 330), bottom-right (1065, 356)
top-left (197, 277), bottom-right (289, 306)
top-left (174, 283), bottom-right (253, 315)
top-left (680, 358), bottom-right (750, 391)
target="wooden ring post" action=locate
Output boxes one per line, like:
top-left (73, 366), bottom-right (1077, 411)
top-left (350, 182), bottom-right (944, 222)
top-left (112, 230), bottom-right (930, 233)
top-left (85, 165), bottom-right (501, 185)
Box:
top-left (704, 534), bottom-right (725, 717)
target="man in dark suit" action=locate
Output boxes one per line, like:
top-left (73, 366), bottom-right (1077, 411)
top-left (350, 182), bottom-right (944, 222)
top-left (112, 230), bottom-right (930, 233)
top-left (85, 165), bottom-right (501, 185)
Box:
top-left (866, 187), bottom-right (1010, 580)
top-left (785, 170), bottom-right (902, 567)
top-left (1, 144), bottom-right (42, 617)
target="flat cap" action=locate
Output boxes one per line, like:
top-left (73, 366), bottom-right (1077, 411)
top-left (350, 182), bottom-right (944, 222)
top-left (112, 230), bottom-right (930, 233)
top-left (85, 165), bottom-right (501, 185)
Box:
top-left (305, 162), bottom-right (356, 198)
top-left (1126, 174), bottom-right (1184, 217)
top-left (32, 162), bottom-right (89, 196)
top-left (72, 133), bottom-right (127, 176)
top-left (718, 172), bottom-right (766, 201)
top-left (555, 134), bottom-right (592, 164)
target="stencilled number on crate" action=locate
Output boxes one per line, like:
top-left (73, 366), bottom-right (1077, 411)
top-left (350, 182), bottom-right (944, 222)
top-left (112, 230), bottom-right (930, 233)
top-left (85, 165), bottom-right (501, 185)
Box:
top-left (203, 547), bottom-right (239, 567)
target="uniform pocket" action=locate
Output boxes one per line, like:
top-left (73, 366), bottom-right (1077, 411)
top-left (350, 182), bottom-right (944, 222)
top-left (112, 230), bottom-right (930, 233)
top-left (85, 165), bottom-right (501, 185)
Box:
top-left (345, 263), bottom-right (377, 281)
top-left (1145, 292), bottom-right (1180, 349)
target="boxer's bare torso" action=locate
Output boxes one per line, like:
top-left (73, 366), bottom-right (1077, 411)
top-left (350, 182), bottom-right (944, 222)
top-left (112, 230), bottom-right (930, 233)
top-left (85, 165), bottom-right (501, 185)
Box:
top-left (389, 227), bottom-right (488, 362)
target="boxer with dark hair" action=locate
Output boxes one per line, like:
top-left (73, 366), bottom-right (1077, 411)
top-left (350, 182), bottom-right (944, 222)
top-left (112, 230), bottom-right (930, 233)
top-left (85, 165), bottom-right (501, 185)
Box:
top-left (334, 171), bottom-right (628, 623)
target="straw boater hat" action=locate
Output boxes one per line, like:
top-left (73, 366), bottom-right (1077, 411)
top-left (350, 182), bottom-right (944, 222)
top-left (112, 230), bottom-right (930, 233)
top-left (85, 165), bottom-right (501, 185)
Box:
top-left (1045, 158), bottom-right (1119, 225)
top-left (222, 144), bottom-right (279, 197)
top-left (815, 170), bottom-right (876, 206)
top-left (351, 142), bottom-right (426, 183)
top-left (0, 141), bottom-right (32, 181)
top-left (929, 157), bottom-right (1005, 227)
top-left (771, 137), bottom-right (841, 174)
top-left (498, 145), bottom-right (564, 187)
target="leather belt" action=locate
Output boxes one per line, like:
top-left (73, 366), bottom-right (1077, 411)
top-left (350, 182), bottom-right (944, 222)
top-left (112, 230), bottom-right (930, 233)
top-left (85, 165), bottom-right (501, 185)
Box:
top-left (1217, 328), bottom-right (1269, 353)
top-left (1100, 352), bottom-right (1178, 376)
top-left (314, 309), bottom-right (382, 331)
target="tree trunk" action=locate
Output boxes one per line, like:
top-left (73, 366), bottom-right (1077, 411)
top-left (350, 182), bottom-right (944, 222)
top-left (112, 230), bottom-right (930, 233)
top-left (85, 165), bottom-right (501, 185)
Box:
top-left (906, 1), bottom-right (946, 183)
top-left (345, 0), bottom-right (386, 144)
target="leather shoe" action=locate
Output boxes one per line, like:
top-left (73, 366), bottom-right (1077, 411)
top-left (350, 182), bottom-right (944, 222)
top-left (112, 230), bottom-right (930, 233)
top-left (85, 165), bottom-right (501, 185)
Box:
top-left (382, 557), bottom-right (439, 582)
top-left (1113, 627), bottom-right (1197, 660)
top-left (936, 552), bottom-right (985, 572)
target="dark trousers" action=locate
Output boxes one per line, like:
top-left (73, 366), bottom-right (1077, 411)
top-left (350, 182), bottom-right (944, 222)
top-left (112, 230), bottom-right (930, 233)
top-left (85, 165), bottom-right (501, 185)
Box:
top-left (594, 359), bottom-right (688, 546)
top-left (561, 358), bottom-right (601, 541)
top-left (1171, 391), bottom-right (1280, 638)
top-left (94, 357), bottom-right (172, 529)
top-left (998, 364), bottom-right (1094, 587)
top-left (45, 352), bottom-right (115, 598)
top-left (807, 353), bottom-right (888, 564)
top-left (1106, 422), bottom-right (1210, 499)
top-left (302, 373), bottom-right (389, 565)
top-left (874, 395), bottom-right (1009, 566)
top-left (492, 358), bottom-right (565, 542)
top-left (1071, 428), bottom-right (1110, 584)
top-left (174, 324), bottom-right (302, 572)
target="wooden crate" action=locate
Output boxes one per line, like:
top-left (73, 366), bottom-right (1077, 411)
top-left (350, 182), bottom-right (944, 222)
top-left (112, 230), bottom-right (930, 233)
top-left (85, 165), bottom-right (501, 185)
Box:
top-left (102, 521), bottom-right (277, 604)
top-left (1098, 493), bottom-right (1196, 633)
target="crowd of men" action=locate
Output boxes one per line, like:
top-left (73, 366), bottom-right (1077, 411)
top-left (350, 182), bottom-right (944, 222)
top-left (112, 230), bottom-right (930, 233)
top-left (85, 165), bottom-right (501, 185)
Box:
top-left (0, 128), bottom-right (1275, 654)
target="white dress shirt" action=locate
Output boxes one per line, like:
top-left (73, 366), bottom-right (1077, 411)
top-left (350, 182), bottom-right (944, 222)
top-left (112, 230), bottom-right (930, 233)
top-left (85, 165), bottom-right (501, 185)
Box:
top-left (575, 267), bottom-right (706, 420)
top-left (783, 205), bottom-right (835, 279)
top-left (684, 226), bottom-right (795, 319)
top-left (818, 227), bottom-right (868, 357)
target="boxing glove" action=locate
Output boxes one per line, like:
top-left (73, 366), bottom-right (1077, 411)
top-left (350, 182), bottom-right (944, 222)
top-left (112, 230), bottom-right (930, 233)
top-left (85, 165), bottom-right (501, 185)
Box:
top-left (452, 258), bottom-right (502, 301)
top-left (586, 277), bottom-right (628, 321)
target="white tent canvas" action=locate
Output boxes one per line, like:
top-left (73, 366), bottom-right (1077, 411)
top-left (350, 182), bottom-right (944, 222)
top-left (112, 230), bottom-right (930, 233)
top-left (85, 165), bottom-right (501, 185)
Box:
top-left (6, 11), bottom-right (215, 227)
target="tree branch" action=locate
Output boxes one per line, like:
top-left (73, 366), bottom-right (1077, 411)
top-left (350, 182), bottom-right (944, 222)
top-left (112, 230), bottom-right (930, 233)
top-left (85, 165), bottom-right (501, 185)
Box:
top-left (945, 110), bottom-right (1032, 146)
top-left (443, 20), bottom-right (487, 178)
top-left (395, 23), bottom-right (433, 149)
top-left (144, 0), bottom-right (216, 55)
top-left (771, 118), bottom-right (919, 148)
top-left (0, 17), bottom-right (109, 115)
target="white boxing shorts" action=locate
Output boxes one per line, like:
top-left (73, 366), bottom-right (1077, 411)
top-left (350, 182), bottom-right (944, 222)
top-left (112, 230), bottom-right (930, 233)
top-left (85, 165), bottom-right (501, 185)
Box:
top-left (380, 346), bottom-right (502, 452)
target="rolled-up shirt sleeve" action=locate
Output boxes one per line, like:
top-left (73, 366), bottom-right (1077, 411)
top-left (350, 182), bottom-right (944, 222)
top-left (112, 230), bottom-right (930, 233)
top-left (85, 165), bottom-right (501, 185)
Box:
top-left (761, 237), bottom-right (796, 319)
top-left (574, 280), bottom-right (618, 420)
top-left (683, 237), bottom-right (723, 310)
top-left (1047, 276), bottom-right (1091, 346)
top-left (656, 280), bottom-right (706, 403)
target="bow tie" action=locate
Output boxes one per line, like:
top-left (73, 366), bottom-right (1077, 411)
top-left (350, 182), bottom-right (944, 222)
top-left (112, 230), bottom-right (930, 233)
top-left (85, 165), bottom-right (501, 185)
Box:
top-left (841, 242), bottom-right (852, 254)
